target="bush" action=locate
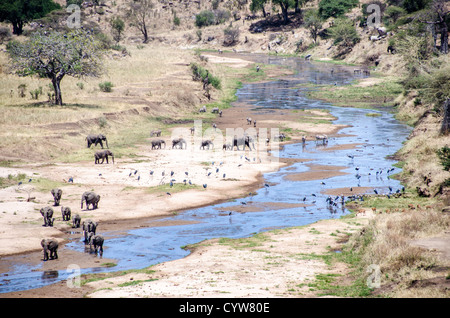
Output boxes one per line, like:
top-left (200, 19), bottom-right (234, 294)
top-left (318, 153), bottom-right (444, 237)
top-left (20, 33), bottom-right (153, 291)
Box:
top-left (195, 10), bottom-right (216, 28)
top-left (329, 18), bottom-right (360, 47)
top-left (223, 26), bottom-right (240, 46)
top-left (437, 146), bottom-right (450, 171)
top-left (99, 81), bottom-right (114, 92)
top-left (190, 63), bottom-right (221, 90)
top-left (318, 0), bottom-right (358, 19)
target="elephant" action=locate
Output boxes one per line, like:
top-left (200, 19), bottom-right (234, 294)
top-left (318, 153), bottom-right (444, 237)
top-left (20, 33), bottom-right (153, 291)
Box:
top-left (150, 129), bottom-right (161, 137)
top-left (199, 106), bottom-right (206, 113)
top-left (172, 138), bottom-right (187, 149)
top-left (40, 207), bottom-right (55, 227)
top-left (88, 233), bottom-right (104, 255)
top-left (223, 143), bottom-right (232, 151)
top-left (81, 191), bottom-right (100, 210)
top-left (151, 139), bottom-right (166, 150)
top-left (94, 150), bottom-right (114, 164)
top-left (82, 219), bottom-right (98, 242)
top-left (273, 133), bottom-right (286, 142)
top-left (51, 188), bottom-right (62, 206)
top-left (61, 206), bottom-right (71, 221)
top-left (72, 214), bottom-right (81, 228)
top-left (212, 107), bottom-right (219, 113)
top-left (86, 134), bottom-right (108, 149)
top-left (233, 135), bottom-right (254, 151)
top-left (315, 134), bottom-right (328, 145)
top-left (41, 239), bottom-right (58, 261)
top-left (200, 140), bottom-right (214, 150)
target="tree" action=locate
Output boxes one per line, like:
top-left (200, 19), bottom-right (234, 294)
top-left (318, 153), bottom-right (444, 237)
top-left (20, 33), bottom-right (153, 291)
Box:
top-left (418, 0), bottom-right (449, 54)
top-left (250, 0), bottom-right (268, 17)
top-left (329, 17), bottom-right (360, 47)
top-left (0, 0), bottom-right (61, 35)
top-left (272, 0), bottom-right (295, 23)
top-left (318, 0), bottom-right (358, 20)
top-left (127, 0), bottom-right (154, 43)
top-left (384, 5), bottom-right (407, 24)
top-left (304, 9), bottom-right (322, 43)
top-left (110, 16), bottom-right (125, 43)
top-left (7, 29), bottom-right (104, 105)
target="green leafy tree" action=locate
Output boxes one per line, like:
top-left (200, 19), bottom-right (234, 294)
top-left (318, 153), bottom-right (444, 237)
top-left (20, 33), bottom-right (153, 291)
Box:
top-left (304, 9), bottom-right (322, 43)
top-left (7, 29), bottom-right (104, 105)
top-left (110, 16), bottom-right (125, 43)
top-left (318, 0), bottom-right (358, 19)
top-left (0, 0), bottom-right (61, 35)
top-left (250, 0), bottom-right (269, 17)
top-left (329, 17), bottom-right (360, 47)
top-left (272, 0), bottom-right (295, 23)
top-left (195, 10), bottom-right (216, 27)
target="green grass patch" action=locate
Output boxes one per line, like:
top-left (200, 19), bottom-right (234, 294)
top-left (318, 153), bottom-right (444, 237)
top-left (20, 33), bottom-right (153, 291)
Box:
top-left (305, 77), bottom-right (403, 109)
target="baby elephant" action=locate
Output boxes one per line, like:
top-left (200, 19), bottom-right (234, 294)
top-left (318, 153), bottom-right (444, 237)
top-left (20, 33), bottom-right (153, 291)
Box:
top-left (72, 214), bottom-right (81, 228)
top-left (40, 207), bottom-right (55, 227)
top-left (51, 188), bottom-right (62, 206)
top-left (88, 233), bottom-right (104, 255)
top-left (61, 206), bottom-right (71, 221)
top-left (94, 150), bottom-right (114, 164)
top-left (41, 239), bottom-right (58, 261)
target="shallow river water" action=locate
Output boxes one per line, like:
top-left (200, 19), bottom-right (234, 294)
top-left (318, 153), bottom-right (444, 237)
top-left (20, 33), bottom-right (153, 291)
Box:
top-left (0, 55), bottom-right (412, 294)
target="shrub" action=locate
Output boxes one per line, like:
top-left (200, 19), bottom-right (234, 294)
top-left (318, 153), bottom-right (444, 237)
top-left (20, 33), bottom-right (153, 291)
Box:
top-left (223, 26), bottom-right (240, 46)
top-left (195, 10), bottom-right (216, 28)
top-left (437, 146), bottom-right (450, 171)
top-left (190, 63), bottom-right (221, 90)
top-left (99, 81), bottom-right (114, 92)
top-left (328, 18), bottom-right (360, 47)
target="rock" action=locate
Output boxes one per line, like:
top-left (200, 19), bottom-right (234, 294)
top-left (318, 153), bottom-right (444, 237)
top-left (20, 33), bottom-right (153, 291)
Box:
top-left (442, 206), bottom-right (450, 214)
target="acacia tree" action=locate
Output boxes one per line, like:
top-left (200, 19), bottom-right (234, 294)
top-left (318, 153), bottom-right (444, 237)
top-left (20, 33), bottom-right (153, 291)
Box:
top-left (127, 0), bottom-right (154, 43)
top-left (304, 9), bottom-right (322, 43)
top-left (272, 0), bottom-right (294, 23)
top-left (0, 0), bottom-right (60, 35)
top-left (418, 0), bottom-right (449, 54)
top-left (7, 29), bottom-right (104, 106)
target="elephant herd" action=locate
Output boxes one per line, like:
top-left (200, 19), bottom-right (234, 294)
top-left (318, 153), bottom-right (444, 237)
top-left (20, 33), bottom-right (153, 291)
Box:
top-left (86, 133), bottom-right (114, 165)
top-left (40, 188), bottom-right (104, 261)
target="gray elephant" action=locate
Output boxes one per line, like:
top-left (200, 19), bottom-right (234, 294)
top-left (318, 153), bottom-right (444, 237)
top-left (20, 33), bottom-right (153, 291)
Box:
top-left (94, 150), bottom-right (114, 164)
top-left (88, 233), bottom-right (104, 255)
top-left (200, 140), bottom-right (214, 150)
top-left (82, 219), bottom-right (98, 242)
top-left (61, 206), bottom-right (71, 221)
top-left (81, 191), bottom-right (100, 210)
top-left (41, 239), bottom-right (58, 261)
top-left (233, 135), bottom-right (254, 151)
top-left (86, 134), bottom-right (109, 149)
top-left (151, 139), bottom-right (166, 149)
top-left (150, 129), bottom-right (161, 137)
top-left (40, 207), bottom-right (55, 227)
top-left (172, 138), bottom-right (187, 149)
top-left (51, 188), bottom-right (62, 206)
top-left (72, 214), bottom-right (81, 228)
top-left (223, 143), bottom-right (232, 150)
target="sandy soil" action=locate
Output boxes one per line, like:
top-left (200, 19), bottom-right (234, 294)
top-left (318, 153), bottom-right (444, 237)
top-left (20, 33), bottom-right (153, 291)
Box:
top-left (0, 53), bottom-right (373, 298)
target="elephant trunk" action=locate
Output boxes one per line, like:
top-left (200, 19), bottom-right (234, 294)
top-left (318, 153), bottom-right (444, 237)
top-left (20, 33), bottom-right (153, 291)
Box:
top-left (111, 155), bottom-right (114, 164)
top-left (81, 197), bottom-right (84, 209)
top-left (105, 138), bottom-right (109, 149)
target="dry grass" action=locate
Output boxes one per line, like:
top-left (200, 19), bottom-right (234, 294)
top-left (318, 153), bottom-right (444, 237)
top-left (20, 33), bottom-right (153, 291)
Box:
top-left (348, 209), bottom-right (450, 297)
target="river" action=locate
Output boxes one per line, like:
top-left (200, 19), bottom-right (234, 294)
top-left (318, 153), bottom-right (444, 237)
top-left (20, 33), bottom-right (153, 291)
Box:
top-left (0, 54), bottom-right (411, 294)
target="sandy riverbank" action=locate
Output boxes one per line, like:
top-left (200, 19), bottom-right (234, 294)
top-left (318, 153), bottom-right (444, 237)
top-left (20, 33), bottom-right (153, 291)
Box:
top-left (0, 53), bottom-right (372, 298)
